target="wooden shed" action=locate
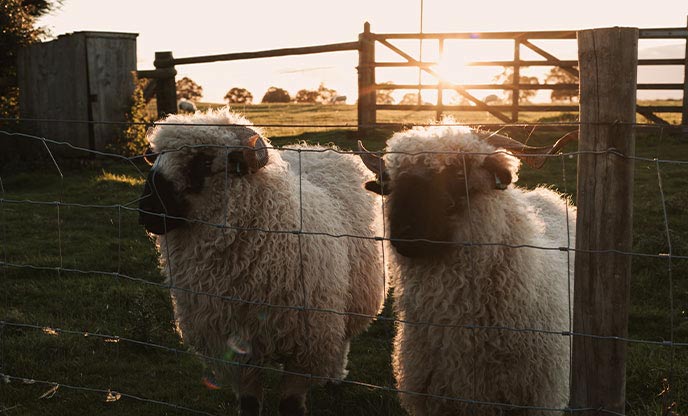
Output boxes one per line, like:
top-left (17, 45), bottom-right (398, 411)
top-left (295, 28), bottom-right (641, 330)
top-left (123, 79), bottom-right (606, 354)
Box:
top-left (17, 31), bottom-right (138, 153)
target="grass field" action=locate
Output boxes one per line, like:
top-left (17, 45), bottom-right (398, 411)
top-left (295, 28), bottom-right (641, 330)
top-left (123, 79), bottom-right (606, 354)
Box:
top-left (1, 104), bottom-right (687, 415)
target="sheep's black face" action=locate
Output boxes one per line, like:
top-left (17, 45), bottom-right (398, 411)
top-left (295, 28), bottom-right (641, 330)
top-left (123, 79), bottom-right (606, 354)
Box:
top-left (138, 169), bottom-right (189, 235)
top-left (387, 167), bottom-right (467, 258)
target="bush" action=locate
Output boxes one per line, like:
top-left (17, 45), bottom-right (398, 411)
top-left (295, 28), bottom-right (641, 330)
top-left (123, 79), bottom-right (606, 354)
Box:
top-left (176, 77), bottom-right (203, 102)
top-left (295, 89), bottom-right (319, 103)
top-left (109, 74), bottom-right (153, 157)
top-left (261, 87), bottom-right (291, 103)
top-left (224, 87), bottom-right (253, 104)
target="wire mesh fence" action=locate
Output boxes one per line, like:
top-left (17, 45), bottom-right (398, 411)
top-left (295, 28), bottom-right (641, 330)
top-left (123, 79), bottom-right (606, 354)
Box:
top-left (0, 117), bottom-right (686, 415)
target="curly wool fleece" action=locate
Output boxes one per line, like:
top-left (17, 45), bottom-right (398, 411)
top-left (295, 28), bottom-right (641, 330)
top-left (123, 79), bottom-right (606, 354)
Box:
top-left (383, 124), bottom-right (576, 416)
top-left (146, 109), bottom-right (386, 398)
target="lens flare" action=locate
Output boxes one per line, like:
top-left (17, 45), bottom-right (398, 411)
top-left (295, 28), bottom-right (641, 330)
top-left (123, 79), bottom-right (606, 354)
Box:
top-left (202, 375), bottom-right (221, 390)
top-left (227, 335), bottom-right (251, 355)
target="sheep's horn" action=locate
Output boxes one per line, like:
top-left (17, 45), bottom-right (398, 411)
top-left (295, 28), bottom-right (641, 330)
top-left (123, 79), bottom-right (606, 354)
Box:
top-left (481, 130), bottom-right (578, 169)
top-left (143, 146), bottom-right (158, 166)
top-left (243, 134), bottom-right (269, 172)
top-left (357, 140), bottom-right (386, 175)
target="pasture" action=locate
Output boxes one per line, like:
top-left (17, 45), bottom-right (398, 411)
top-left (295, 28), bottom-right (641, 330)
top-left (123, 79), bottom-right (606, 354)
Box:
top-left (0, 104), bottom-right (687, 415)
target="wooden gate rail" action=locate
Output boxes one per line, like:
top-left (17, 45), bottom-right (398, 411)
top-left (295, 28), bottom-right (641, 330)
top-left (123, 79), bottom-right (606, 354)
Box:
top-left (367, 21), bottom-right (688, 127)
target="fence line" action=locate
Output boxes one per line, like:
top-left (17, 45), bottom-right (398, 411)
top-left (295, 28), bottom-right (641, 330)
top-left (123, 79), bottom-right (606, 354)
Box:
top-left (3, 127), bottom-right (688, 166)
top-left (0, 322), bottom-right (622, 416)
top-left (2, 119), bottom-right (685, 414)
top-left (1, 373), bottom-right (220, 416)
top-left (1, 126), bottom-right (686, 340)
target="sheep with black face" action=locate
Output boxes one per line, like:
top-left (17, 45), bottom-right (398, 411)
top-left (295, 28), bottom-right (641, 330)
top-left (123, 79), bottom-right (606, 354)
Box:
top-left (138, 109), bottom-right (385, 416)
top-left (358, 123), bottom-right (577, 416)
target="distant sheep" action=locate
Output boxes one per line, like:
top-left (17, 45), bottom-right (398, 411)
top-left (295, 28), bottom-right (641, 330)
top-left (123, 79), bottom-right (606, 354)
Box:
top-left (358, 124), bottom-right (577, 415)
top-left (329, 95), bottom-right (347, 104)
top-left (138, 109), bottom-right (385, 416)
top-left (178, 99), bottom-right (197, 113)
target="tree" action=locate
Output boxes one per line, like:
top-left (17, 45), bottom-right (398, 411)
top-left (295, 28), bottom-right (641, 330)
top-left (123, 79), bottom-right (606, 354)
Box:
top-left (493, 68), bottom-right (540, 103)
top-left (295, 89), bottom-right (319, 103)
top-left (261, 87), bottom-right (291, 103)
top-left (376, 82), bottom-right (395, 105)
top-left (400, 93), bottom-right (431, 106)
top-left (0, 0), bottom-right (61, 118)
top-left (443, 90), bottom-right (470, 106)
top-left (483, 94), bottom-right (501, 104)
top-left (316, 83), bottom-right (336, 103)
top-left (295, 83), bottom-right (337, 104)
top-left (175, 77), bottom-right (203, 102)
top-left (545, 66), bottom-right (579, 103)
top-left (224, 87), bottom-right (253, 104)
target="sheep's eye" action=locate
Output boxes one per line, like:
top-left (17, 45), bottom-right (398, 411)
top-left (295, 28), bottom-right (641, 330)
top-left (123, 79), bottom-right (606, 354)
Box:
top-left (188, 155), bottom-right (215, 192)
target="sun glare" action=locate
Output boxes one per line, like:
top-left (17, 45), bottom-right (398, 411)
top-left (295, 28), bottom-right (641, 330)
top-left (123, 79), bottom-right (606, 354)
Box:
top-left (433, 54), bottom-right (469, 85)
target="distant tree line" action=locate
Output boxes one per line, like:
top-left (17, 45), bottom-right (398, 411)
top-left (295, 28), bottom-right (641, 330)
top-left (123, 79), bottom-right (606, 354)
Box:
top-left (175, 65), bottom-right (578, 107)
top-left (175, 79), bottom-right (346, 105)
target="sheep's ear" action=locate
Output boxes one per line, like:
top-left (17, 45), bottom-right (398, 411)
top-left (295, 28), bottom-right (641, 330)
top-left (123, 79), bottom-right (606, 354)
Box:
top-left (243, 134), bottom-right (269, 172)
top-left (482, 153), bottom-right (515, 190)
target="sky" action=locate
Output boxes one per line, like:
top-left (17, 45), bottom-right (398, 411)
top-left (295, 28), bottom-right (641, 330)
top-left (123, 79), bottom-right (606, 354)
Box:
top-left (38, 0), bottom-right (688, 103)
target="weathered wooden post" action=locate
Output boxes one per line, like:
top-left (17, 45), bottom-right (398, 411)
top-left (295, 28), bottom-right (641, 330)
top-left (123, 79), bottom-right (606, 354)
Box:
top-left (682, 15), bottom-right (688, 131)
top-left (436, 39), bottom-right (445, 122)
top-left (153, 51), bottom-right (178, 118)
top-left (571, 27), bottom-right (638, 415)
top-left (358, 22), bottom-right (376, 137)
top-left (512, 39), bottom-right (521, 122)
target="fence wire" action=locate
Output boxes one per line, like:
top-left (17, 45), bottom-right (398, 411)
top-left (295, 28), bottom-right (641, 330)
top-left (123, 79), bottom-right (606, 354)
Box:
top-left (1, 119), bottom-right (685, 415)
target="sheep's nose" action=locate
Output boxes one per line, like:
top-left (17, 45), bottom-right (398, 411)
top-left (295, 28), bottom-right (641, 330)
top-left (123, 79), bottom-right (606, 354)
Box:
top-left (138, 171), bottom-right (187, 235)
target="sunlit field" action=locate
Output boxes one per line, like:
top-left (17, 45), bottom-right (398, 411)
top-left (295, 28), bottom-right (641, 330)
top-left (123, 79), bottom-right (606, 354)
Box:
top-left (1, 104), bottom-right (686, 415)
top-left (195, 101), bottom-right (684, 140)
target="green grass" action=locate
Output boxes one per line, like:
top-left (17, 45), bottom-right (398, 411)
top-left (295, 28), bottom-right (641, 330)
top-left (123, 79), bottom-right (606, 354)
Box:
top-left (1, 104), bottom-right (687, 415)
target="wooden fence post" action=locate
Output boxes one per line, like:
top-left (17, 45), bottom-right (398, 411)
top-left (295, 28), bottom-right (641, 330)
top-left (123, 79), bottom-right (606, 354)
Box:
top-left (682, 15), bottom-right (688, 131)
top-left (512, 39), bottom-right (521, 122)
top-left (571, 27), bottom-right (638, 415)
top-left (154, 51), bottom-right (177, 118)
top-left (358, 22), bottom-right (376, 137)
top-left (436, 39), bottom-right (444, 122)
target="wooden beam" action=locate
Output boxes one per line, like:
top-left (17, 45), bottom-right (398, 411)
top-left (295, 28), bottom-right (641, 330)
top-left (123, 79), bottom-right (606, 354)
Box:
top-left (376, 83), bottom-right (581, 90)
top-left (376, 104), bottom-right (579, 111)
top-left (437, 39), bottom-right (444, 121)
top-left (572, 27), bottom-right (638, 416)
top-left (357, 22), bottom-right (376, 135)
top-left (376, 58), bottom-right (683, 68)
top-left (682, 15), bottom-right (688, 128)
top-left (637, 105), bottom-right (683, 112)
top-left (520, 39), bottom-right (580, 78)
top-left (142, 79), bottom-right (157, 103)
top-left (512, 38), bottom-right (521, 121)
top-left (636, 107), bottom-right (671, 125)
top-left (171, 42), bottom-right (360, 66)
top-left (373, 27), bottom-right (684, 40)
top-left (638, 27), bottom-right (688, 38)
top-left (153, 51), bottom-right (177, 118)
top-left (637, 83), bottom-right (685, 90)
top-left (374, 30), bottom-right (577, 40)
